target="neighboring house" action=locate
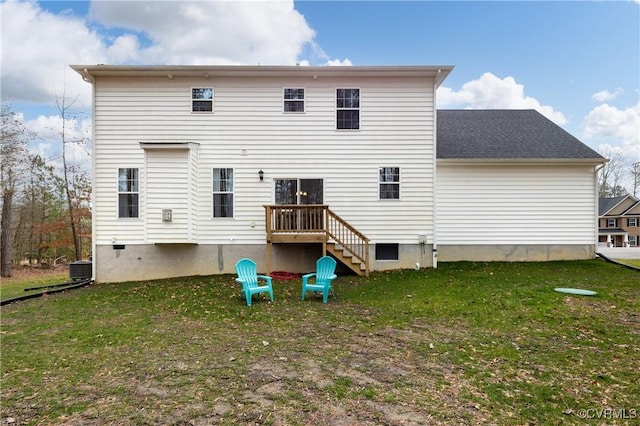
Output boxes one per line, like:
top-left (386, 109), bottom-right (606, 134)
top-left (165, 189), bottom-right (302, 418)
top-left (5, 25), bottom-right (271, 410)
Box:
top-left (598, 195), bottom-right (640, 247)
top-left (72, 65), bottom-right (606, 283)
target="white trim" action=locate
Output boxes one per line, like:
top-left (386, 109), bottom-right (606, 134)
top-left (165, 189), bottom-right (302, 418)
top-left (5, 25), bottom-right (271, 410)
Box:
top-left (282, 87), bottom-right (306, 113)
top-left (336, 87), bottom-right (361, 131)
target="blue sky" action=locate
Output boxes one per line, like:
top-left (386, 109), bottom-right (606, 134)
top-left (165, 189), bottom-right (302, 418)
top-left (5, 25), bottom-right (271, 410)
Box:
top-left (1, 0), bottom-right (639, 188)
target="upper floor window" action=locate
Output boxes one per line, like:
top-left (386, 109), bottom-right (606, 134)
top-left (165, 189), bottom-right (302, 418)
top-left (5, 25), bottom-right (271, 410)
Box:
top-left (336, 88), bottom-right (360, 129)
top-left (284, 88), bottom-right (305, 112)
top-left (379, 167), bottom-right (400, 200)
top-left (192, 88), bottom-right (213, 112)
top-left (628, 218), bottom-right (638, 227)
top-left (118, 168), bottom-right (139, 218)
top-left (606, 218), bottom-right (617, 228)
top-left (212, 168), bottom-right (233, 217)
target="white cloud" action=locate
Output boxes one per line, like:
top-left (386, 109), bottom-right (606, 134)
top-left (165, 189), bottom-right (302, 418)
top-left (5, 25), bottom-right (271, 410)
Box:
top-left (1, 0), bottom-right (344, 112)
top-left (0, 1), bottom-right (105, 108)
top-left (591, 88), bottom-right (624, 103)
top-left (326, 59), bottom-right (353, 66)
top-left (88, 0), bottom-right (316, 65)
top-left (583, 102), bottom-right (640, 163)
top-left (438, 72), bottom-right (567, 125)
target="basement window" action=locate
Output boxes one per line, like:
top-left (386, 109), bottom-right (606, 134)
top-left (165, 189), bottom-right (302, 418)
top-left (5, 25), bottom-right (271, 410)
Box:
top-left (375, 243), bottom-right (399, 261)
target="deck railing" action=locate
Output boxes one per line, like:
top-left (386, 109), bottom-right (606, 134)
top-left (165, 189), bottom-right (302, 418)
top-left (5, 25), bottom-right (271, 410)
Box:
top-left (264, 205), bottom-right (369, 275)
top-left (325, 209), bottom-right (369, 269)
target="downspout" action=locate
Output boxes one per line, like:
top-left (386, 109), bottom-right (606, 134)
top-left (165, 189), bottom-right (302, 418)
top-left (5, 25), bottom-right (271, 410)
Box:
top-left (82, 68), bottom-right (98, 281)
top-left (82, 68), bottom-right (95, 84)
top-left (432, 69), bottom-right (441, 268)
top-left (594, 162), bottom-right (606, 257)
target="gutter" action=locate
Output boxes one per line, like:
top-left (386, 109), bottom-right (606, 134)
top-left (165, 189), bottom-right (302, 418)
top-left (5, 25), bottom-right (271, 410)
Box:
top-left (80, 68), bottom-right (95, 84)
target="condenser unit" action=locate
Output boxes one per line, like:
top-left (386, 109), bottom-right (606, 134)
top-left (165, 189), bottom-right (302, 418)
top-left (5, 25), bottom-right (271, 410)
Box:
top-left (69, 261), bottom-right (92, 280)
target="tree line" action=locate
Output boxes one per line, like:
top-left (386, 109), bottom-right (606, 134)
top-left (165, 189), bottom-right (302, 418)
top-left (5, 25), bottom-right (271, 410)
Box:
top-left (1, 104), bottom-right (91, 277)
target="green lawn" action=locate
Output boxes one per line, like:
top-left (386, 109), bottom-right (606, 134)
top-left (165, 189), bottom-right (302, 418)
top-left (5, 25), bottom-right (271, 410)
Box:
top-left (1, 260), bottom-right (638, 425)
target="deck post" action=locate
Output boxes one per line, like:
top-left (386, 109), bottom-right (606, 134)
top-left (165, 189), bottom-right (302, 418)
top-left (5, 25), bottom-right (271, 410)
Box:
top-left (266, 242), bottom-right (272, 275)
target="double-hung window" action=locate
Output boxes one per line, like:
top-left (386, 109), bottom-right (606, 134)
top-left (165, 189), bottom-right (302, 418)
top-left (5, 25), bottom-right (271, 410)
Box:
top-left (336, 88), bottom-right (360, 129)
top-left (192, 88), bottom-right (213, 112)
top-left (118, 168), bottom-right (139, 218)
top-left (629, 235), bottom-right (638, 246)
top-left (212, 168), bottom-right (233, 217)
top-left (628, 218), bottom-right (638, 227)
top-left (606, 218), bottom-right (617, 228)
top-left (379, 167), bottom-right (400, 200)
top-left (284, 88), bottom-right (305, 112)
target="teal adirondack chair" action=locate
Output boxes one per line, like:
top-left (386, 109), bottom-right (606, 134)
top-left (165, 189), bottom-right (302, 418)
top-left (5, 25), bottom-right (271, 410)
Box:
top-left (301, 256), bottom-right (337, 303)
top-left (234, 258), bottom-right (274, 306)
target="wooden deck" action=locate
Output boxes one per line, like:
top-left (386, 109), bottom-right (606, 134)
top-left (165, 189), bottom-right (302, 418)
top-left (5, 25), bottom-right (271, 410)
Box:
top-left (264, 205), bottom-right (370, 276)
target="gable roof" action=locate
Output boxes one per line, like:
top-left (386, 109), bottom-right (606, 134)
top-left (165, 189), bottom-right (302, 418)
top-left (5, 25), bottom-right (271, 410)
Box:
top-left (599, 196), bottom-right (629, 216)
top-left (599, 195), bottom-right (640, 216)
top-left (436, 109), bottom-right (605, 162)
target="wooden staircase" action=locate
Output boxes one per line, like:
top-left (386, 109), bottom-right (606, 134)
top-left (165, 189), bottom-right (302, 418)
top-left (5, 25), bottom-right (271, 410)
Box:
top-left (264, 205), bottom-right (370, 276)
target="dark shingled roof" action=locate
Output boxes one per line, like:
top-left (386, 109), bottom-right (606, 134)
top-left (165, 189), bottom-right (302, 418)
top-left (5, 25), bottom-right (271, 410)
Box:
top-left (437, 109), bottom-right (605, 160)
top-left (598, 197), bottom-right (628, 216)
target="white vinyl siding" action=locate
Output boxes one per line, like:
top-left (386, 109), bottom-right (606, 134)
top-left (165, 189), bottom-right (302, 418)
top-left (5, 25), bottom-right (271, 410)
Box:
top-left (92, 75), bottom-right (436, 246)
top-left (436, 164), bottom-right (598, 245)
top-left (144, 147), bottom-right (198, 243)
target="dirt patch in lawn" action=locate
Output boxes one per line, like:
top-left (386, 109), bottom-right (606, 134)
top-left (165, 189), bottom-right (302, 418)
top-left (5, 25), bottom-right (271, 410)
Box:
top-left (1, 264), bottom-right (68, 282)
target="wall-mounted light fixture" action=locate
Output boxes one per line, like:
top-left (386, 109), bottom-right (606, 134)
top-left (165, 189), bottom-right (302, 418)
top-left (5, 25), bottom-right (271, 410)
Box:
top-left (258, 169), bottom-right (264, 182)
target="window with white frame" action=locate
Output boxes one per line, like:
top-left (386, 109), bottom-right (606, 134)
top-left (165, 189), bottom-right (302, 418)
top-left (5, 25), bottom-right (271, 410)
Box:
top-left (212, 168), bottom-right (233, 217)
top-left (192, 88), bottom-right (213, 112)
top-left (336, 88), bottom-right (360, 129)
top-left (118, 168), bottom-right (139, 218)
top-left (284, 88), bottom-right (305, 112)
top-left (606, 218), bottom-right (617, 228)
top-left (628, 218), bottom-right (638, 227)
top-left (379, 167), bottom-right (400, 199)
top-left (629, 235), bottom-right (638, 246)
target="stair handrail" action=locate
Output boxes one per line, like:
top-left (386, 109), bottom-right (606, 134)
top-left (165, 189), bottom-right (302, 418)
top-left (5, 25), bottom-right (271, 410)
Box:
top-left (325, 208), bottom-right (370, 275)
top-left (264, 205), bottom-right (370, 276)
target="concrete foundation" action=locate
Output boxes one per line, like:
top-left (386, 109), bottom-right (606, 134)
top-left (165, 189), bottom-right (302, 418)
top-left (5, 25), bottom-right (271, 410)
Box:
top-left (437, 244), bottom-right (596, 262)
top-left (94, 243), bottom-right (592, 283)
top-left (94, 242), bottom-right (435, 283)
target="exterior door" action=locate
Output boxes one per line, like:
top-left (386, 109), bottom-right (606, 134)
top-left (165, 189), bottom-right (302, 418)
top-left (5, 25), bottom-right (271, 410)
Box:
top-left (274, 178), bottom-right (324, 230)
top-left (299, 179), bottom-right (323, 205)
top-left (275, 178), bottom-right (323, 205)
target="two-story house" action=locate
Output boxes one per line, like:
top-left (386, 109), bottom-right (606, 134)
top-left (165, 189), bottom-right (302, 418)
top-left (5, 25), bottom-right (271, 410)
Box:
top-left (599, 195), bottom-right (640, 247)
top-left (72, 65), bottom-right (605, 283)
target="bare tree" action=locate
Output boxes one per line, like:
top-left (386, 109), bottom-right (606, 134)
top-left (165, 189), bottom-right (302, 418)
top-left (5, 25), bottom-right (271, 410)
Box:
top-left (1, 105), bottom-right (30, 276)
top-left (598, 146), bottom-right (628, 198)
top-left (56, 92), bottom-right (88, 261)
top-left (630, 162), bottom-right (640, 198)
